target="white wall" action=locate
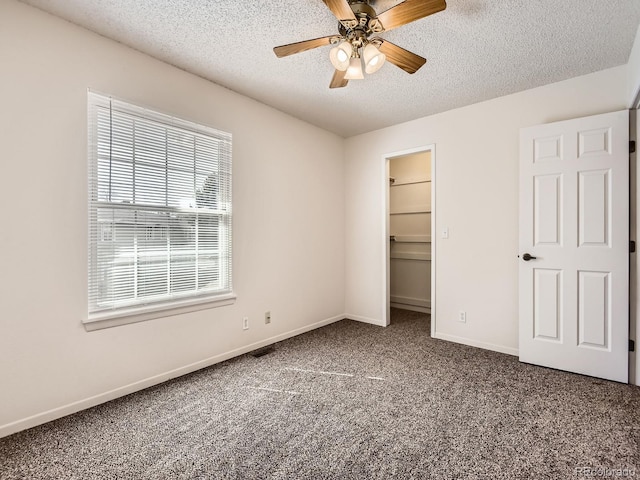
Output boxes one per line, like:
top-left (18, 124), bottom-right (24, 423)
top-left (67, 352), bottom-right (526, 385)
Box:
top-left (345, 66), bottom-right (629, 355)
top-left (0, 0), bottom-right (345, 437)
top-left (628, 25), bottom-right (640, 106)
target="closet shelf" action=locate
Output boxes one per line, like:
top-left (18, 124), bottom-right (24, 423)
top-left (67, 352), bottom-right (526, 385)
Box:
top-left (390, 235), bottom-right (431, 243)
top-left (389, 177), bottom-right (431, 187)
top-left (390, 210), bottom-right (431, 215)
top-left (390, 252), bottom-right (432, 261)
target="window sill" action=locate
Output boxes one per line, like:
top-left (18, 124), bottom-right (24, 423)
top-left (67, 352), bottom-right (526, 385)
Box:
top-left (83, 293), bottom-right (237, 331)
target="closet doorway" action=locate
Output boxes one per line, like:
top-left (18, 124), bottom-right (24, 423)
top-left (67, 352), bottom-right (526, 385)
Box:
top-left (384, 146), bottom-right (435, 331)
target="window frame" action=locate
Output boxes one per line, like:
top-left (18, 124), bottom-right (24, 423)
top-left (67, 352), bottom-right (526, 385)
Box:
top-left (86, 92), bottom-right (235, 330)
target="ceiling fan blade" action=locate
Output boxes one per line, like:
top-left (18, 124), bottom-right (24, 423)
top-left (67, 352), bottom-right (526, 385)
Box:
top-left (274, 36), bottom-right (335, 58)
top-left (377, 40), bottom-right (426, 74)
top-left (322, 0), bottom-right (357, 23)
top-left (377, 0), bottom-right (446, 32)
top-left (329, 69), bottom-right (349, 89)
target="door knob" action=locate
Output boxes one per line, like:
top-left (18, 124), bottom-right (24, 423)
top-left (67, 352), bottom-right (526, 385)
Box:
top-left (522, 253), bottom-right (537, 261)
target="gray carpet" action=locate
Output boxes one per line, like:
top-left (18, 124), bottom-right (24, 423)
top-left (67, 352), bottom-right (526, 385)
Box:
top-left (1, 309), bottom-right (639, 479)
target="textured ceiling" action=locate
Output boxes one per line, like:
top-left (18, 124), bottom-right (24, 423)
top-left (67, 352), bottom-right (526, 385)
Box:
top-left (20, 0), bottom-right (640, 137)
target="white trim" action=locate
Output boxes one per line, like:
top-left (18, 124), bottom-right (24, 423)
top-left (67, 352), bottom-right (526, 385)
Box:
top-left (631, 108), bottom-right (639, 386)
top-left (390, 296), bottom-right (430, 308)
top-left (390, 303), bottom-right (431, 314)
top-left (85, 293), bottom-right (237, 331)
top-left (0, 314), bottom-right (345, 439)
top-left (346, 313), bottom-right (387, 327)
top-left (637, 109), bottom-right (640, 387)
top-left (432, 332), bottom-right (519, 357)
top-left (383, 155), bottom-right (391, 326)
top-left (382, 145), bottom-right (436, 330)
top-left (430, 148), bottom-right (437, 338)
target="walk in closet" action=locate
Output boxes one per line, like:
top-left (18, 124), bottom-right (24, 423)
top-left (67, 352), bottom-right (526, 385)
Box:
top-left (389, 152), bottom-right (431, 313)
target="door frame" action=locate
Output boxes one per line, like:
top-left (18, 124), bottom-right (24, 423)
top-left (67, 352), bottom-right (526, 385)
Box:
top-left (631, 106), bottom-right (639, 386)
top-left (382, 144), bottom-right (436, 335)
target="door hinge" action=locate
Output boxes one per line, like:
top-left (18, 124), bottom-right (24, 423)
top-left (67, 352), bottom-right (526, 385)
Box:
top-left (631, 140), bottom-right (636, 154)
top-left (630, 339), bottom-right (636, 352)
top-left (631, 240), bottom-right (636, 253)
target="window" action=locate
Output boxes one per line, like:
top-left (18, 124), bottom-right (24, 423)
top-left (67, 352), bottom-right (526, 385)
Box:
top-left (87, 92), bottom-right (233, 324)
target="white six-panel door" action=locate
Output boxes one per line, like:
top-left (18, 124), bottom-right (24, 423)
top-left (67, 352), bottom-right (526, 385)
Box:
top-left (519, 110), bottom-right (629, 383)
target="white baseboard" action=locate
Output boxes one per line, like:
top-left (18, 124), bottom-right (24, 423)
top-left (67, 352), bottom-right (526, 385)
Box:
top-left (345, 313), bottom-right (386, 327)
top-left (0, 314), bottom-right (345, 439)
top-left (390, 295), bottom-right (430, 309)
top-left (432, 331), bottom-right (518, 357)
top-left (390, 303), bottom-right (431, 314)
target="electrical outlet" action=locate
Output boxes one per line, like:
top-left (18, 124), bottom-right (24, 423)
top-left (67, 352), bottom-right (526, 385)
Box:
top-left (242, 317), bottom-right (249, 330)
top-left (459, 311), bottom-right (466, 323)
top-left (265, 311), bottom-right (271, 324)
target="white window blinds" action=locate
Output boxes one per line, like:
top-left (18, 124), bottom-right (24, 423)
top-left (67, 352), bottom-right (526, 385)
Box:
top-left (87, 92), bottom-right (232, 319)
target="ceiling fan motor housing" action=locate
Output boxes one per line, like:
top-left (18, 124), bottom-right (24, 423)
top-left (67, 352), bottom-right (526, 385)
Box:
top-left (338, 0), bottom-right (384, 48)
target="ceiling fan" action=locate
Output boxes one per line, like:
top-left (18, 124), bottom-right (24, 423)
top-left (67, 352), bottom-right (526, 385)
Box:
top-left (273, 0), bottom-right (447, 88)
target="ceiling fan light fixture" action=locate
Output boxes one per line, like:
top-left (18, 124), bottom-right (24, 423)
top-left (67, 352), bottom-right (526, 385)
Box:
top-left (273, 0), bottom-right (446, 88)
top-left (363, 43), bottom-right (386, 74)
top-left (329, 41), bottom-right (353, 71)
top-left (344, 57), bottom-right (364, 80)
